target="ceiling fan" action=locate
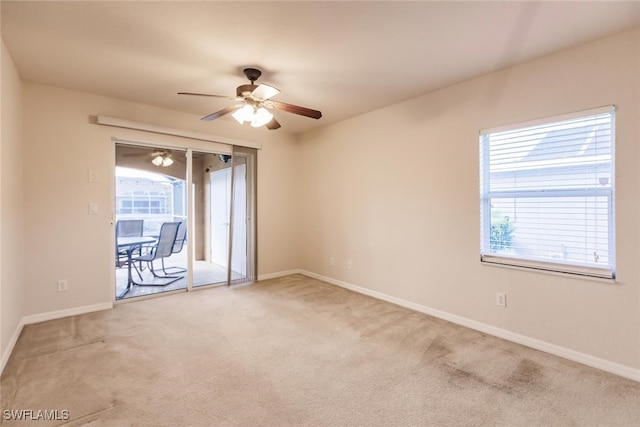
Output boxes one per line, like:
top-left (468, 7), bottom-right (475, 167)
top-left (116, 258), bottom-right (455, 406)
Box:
top-left (122, 149), bottom-right (182, 167)
top-left (178, 68), bottom-right (322, 130)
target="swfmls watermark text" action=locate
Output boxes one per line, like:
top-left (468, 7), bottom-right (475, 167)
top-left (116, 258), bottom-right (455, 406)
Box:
top-left (3, 409), bottom-right (70, 421)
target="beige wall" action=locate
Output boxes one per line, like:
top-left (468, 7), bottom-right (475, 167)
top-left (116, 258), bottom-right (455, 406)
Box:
top-left (297, 29), bottom-right (640, 370)
top-left (1, 42), bottom-right (25, 361)
top-left (21, 83), bottom-right (300, 316)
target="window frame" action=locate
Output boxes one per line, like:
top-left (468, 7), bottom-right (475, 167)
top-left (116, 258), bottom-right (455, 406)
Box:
top-left (479, 106), bottom-right (616, 280)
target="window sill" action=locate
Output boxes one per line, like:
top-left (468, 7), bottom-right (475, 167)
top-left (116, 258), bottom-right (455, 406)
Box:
top-left (480, 256), bottom-right (616, 284)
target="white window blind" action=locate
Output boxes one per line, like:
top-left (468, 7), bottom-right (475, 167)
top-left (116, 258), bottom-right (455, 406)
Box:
top-left (479, 106), bottom-right (615, 279)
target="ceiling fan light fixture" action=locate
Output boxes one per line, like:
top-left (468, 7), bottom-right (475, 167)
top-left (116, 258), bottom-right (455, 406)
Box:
top-left (162, 157), bottom-right (174, 167)
top-left (232, 104), bottom-right (254, 124)
top-left (152, 151), bottom-right (174, 167)
top-left (152, 155), bottom-right (164, 166)
top-left (251, 107), bottom-right (273, 128)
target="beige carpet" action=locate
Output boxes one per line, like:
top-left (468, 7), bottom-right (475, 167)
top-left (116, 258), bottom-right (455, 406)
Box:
top-left (2, 274), bottom-right (639, 426)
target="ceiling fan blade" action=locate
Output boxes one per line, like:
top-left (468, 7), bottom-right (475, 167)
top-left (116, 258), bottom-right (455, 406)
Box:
top-left (178, 92), bottom-right (234, 99)
top-left (271, 101), bottom-right (322, 119)
top-left (201, 104), bottom-right (241, 121)
top-left (266, 118), bottom-right (281, 130)
top-left (251, 84), bottom-right (280, 101)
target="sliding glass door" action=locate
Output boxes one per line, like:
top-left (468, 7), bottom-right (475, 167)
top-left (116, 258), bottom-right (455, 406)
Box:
top-left (114, 144), bottom-right (188, 299)
top-left (115, 143), bottom-right (256, 300)
top-left (191, 151), bottom-right (230, 287)
top-left (191, 148), bottom-right (255, 287)
top-left (229, 146), bottom-right (256, 284)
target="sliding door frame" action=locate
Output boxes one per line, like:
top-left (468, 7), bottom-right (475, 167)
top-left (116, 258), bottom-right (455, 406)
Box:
top-left (230, 146), bottom-right (257, 284)
top-left (112, 137), bottom-right (256, 302)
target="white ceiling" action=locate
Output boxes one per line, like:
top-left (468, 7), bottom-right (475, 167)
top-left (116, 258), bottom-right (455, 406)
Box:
top-left (2, 1), bottom-right (639, 134)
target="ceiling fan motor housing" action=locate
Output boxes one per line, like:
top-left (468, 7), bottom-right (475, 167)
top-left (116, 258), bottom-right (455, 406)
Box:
top-left (237, 84), bottom-right (258, 98)
top-left (237, 68), bottom-right (262, 98)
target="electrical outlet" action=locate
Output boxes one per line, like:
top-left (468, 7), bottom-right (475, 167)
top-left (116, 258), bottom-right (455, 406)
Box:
top-left (57, 280), bottom-right (68, 292)
top-left (496, 292), bottom-right (506, 307)
top-left (329, 257), bottom-right (335, 266)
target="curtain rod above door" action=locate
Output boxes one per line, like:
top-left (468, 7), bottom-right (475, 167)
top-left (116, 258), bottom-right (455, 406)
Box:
top-left (96, 115), bottom-right (262, 150)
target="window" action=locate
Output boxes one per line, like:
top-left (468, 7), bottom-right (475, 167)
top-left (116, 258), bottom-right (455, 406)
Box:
top-left (479, 106), bottom-right (615, 279)
top-left (116, 195), bottom-right (170, 215)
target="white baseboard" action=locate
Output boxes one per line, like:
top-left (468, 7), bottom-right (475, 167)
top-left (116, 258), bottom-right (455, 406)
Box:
top-left (298, 270), bottom-right (640, 382)
top-left (1, 317), bottom-right (26, 375)
top-left (257, 269), bottom-right (303, 281)
top-left (1, 302), bottom-right (113, 374)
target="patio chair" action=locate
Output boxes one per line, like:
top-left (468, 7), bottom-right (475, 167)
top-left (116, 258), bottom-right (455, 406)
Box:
top-left (161, 221), bottom-right (187, 275)
top-left (131, 221), bottom-right (183, 286)
top-left (115, 219), bottom-right (144, 268)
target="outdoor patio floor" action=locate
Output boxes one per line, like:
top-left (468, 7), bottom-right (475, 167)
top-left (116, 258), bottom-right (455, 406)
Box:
top-left (115, 252), bottom-right (243, 300)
